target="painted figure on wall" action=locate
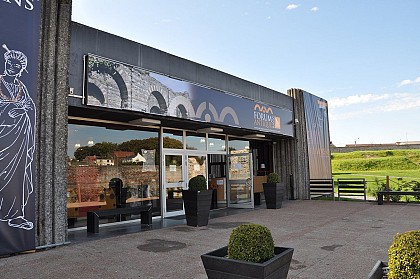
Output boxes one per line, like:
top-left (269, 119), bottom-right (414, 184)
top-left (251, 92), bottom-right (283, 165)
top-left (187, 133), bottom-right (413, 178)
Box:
top-left (0, 44), bottom-right (36, 230)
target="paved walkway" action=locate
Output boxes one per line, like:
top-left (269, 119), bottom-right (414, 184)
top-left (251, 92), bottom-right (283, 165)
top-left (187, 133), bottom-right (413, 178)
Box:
top-left (0, 200), bottom-right (419, 278)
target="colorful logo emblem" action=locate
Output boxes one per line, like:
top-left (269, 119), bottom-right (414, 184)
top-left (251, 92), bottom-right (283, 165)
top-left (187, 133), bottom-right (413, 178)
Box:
top-left (253, 104), bottom-right (281, 130)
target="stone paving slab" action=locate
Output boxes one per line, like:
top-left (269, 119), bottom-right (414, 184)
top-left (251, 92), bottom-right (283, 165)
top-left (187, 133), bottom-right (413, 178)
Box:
top-left (0, 200), bottom-right (419, 279)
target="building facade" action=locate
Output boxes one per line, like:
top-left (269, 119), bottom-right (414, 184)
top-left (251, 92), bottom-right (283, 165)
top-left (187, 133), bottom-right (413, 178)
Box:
top-left (0, 1), bottom-right (332, 255)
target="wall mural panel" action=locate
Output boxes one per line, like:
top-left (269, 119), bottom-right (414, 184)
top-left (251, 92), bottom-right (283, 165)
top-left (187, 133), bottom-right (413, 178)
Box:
top-left (0, 0), bottom-right (41, 256)
top-left (85, 55), bottom-right (294, 137)
top-left (303, 91), bottom-right (332, 179)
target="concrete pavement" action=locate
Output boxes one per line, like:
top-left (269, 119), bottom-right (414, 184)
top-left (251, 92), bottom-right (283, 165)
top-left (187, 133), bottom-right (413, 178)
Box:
top-left (0, 200), bottom-right (419, 278)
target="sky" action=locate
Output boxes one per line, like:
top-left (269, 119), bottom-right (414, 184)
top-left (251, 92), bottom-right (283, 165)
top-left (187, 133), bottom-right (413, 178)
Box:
top-left (72, 0), bottom-right (420, 147)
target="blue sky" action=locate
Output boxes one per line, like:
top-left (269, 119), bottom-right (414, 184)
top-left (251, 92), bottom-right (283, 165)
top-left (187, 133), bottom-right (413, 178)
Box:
top-left (72, 0), bottom-right (420, 147)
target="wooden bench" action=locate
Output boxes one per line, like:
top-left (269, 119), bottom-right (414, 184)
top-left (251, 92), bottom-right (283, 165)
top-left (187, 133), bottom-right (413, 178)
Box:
top-left (337, 178), bottom-right (366, 201)
top-left (377, 191), bottom-right (420, 205)
top-left (87, 204), bottom-right (152, 233)
top-left (310, 179), bottom-right (334, 200)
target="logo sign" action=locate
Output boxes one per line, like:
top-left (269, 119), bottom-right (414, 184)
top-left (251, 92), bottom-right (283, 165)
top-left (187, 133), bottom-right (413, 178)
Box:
top-left (0, 0), bottom-right (41, 256)
top-left (85, 55), bottom-right (294, 137)
top-left (253, 104), bottom-right (281, 130)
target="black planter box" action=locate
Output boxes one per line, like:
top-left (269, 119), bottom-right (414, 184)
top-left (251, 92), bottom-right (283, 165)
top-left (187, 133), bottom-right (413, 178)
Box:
top-left (201, 246), bottom-right (294, 279)
top-left (263, 183), bottom-right (284, 209)
top-left (182, 189), bottom-right (212, 227)
top-left (367, 261), bottom-right (388, 279)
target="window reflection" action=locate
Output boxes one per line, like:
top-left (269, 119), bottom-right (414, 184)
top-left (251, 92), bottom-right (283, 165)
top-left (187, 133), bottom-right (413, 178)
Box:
top-left (186, 132), bottom-right (206, 150)
top-left (163, 129), bottom-right (183, 149)
top-left (208, 135), bottom-right (226, 152)
top-left (228, 139), bottom-right (250, 154)
top-left (67, 124), bottom-right (160, 227)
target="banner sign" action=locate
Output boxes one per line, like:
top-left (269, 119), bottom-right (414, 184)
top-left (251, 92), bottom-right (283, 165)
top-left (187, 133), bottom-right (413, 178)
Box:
top-left (0, 0), bottom-right (41, 255)
top-left (85, 55), bottom-right (294, 137)
top-left (303, 91), bottom-right (332, 179)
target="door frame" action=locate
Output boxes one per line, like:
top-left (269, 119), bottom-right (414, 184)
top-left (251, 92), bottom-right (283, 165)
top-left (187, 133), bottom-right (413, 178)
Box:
top-left (161, 150), bottom-right (209, 218)
top-left (226, 152), bottom-right (254, 209)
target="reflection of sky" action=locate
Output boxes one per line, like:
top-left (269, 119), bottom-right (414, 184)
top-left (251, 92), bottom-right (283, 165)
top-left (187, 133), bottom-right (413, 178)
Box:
top-left (150, 72), bottom-right (192, 95)
top-left (67, 124), bottom-right (158, 158)
top-left (228, 140), bottom-right (250, 152)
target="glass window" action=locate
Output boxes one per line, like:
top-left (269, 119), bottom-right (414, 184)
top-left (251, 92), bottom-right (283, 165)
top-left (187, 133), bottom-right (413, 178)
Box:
top-left (186, 132), bottom-right (206, 151)
top-left (228, 139), bottom-right (250, 154)
top-left (67, 124), bottom-right (160, 228)
top-left (162, 129), bottom-right (183, 149)
top-left (208, 135), bottom-right (226, 152)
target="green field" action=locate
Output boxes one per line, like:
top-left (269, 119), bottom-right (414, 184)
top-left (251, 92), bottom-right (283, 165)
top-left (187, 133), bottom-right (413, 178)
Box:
top-left (331, 149), bottom-right (420, 200)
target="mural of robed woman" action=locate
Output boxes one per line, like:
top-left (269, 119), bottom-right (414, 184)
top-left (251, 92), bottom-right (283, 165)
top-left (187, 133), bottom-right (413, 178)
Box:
top-left (0, 44), bottom-right (36, 230)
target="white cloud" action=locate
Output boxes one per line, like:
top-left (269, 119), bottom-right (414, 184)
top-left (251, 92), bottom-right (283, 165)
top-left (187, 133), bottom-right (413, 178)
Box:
top-left (310, 7), bottom-right (319, 12)
top-left (398, 76), bottom-right (420, 86)
top-left (329, 93), bottom-right (389, 108)
top-left (329, 93), bottom-right (420, 120)
top-left (286, 4), bottom-right (299, 10)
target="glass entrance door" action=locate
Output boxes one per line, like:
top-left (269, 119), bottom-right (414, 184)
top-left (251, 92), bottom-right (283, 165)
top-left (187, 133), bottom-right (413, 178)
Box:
top-left (162, 153), bottom-right (208, 218)
top-left (227, 153), bottom-right (254, 208)
top-left (162, 153), bottom-right (185, 217)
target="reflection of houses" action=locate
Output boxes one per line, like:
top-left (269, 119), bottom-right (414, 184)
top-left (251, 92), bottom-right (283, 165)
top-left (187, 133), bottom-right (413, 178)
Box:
top-left (113, 151), bottom-right (135, 165)
top-left (95, 158), bottom-right (114, 166)
top-left (80, 155), bottom-right (114, 166)
top-left (122, 153), bottom-right (146, 164)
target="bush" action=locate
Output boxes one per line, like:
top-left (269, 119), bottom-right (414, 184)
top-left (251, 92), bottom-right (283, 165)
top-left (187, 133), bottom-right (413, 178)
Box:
top-left (267, 173), bottom-right (280, 183)
top-left (188, 175), bottom-right (207, 191)
top-left (367, 178), bottom-right (386, 200)
top-left (228, 223), bottom-right (274, 263)
top-left (388, 230), bottom-right (420, 279)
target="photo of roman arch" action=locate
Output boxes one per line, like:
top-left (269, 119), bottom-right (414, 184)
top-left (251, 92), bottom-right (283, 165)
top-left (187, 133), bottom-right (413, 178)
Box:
top-left (85, 55), bottom-right (195, 119)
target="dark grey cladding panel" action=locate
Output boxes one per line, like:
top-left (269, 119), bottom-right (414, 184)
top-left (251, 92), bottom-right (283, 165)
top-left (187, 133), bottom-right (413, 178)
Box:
top-left (141, 45), bottom-right (170, 75)
top-left (69, 22), bottom-right (99, 96)
top-left (96, 31), bottom-right (140, 65)
top-left (225, 76), bottom-right (258, 99)
top-left (168, 54), bottom-right (197, 82)
top-left (259, 87), bottom-right (294, 110)
top-left (69, 22), bottom-right (294, 110)
top-left (196, 64), bottom-right (228, 92)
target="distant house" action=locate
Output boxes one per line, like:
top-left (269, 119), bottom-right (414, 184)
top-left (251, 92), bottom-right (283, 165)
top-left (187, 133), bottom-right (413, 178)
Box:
top-left (113, 151), bottom-right (135, 165)
top-left (122, 153), bottom-right (146, 164)
top-left (95, 158), bottom-right (114, 166)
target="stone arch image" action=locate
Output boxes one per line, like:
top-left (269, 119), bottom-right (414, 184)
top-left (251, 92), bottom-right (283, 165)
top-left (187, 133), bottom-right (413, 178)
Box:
top-left (87, 82), bottom-right (105, 104)
top-left (147, 88), bottom-right (168, 115)
top-left (87, 58), bottom-right (129, 108)
top-left (167, 95), bottom-right (195, 119)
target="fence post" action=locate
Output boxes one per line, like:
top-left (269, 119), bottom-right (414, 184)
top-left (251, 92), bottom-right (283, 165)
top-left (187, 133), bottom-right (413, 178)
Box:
top-left (386, 176), bottom-right (390, 202)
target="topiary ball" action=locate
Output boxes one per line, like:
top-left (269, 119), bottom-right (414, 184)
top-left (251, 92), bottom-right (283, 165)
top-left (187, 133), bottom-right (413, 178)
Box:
top-left (267, 173), bottom-right (280, 183)
top-left (188, 175), bottom-right (207, 191)
top-left (388, 230), bottom-right (420, 279)
top-left (228, 223), bottom-right (275, 263)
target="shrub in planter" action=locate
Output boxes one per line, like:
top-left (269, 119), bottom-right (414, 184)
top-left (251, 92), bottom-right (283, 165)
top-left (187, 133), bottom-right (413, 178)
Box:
top-left (201, 223), bottom-right (293, 279)
top-left (228, 223), bottom-right (274, 263)
top-left (182, 175), bottom-right (212, 227)
top-left (267, 172), bottom-right (280, 183)
top-left (263, 172), bottom-right (284, 209)
top-left (188, 175), bottom-right (207, 191)
top-left (388, 230), bottom-right (420, 279)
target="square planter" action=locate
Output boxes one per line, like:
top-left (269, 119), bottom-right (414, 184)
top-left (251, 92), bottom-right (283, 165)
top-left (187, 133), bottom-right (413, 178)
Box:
top-left (201, 246), bottom-right (293, 279)
top-left (263, 183), bottom-right (285, 209)
top-left (182, 189), bottom-right (213, 227)
top-left (367, 261), bottom-right (388, 279)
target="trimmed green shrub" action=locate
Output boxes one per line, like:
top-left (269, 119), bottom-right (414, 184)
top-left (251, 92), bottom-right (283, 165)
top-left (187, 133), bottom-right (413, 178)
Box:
top-left (228, 223), bottom-right (274, 263)
top-left (388, 230), bottom-right (420, 279)
top-left (188, 175), bottom-right (207, 191)
top-left (267, 173), bottom-right (280, 183)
